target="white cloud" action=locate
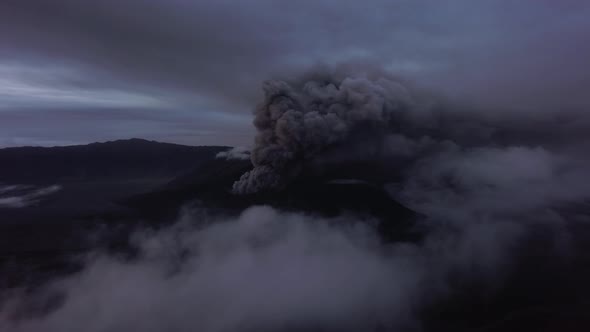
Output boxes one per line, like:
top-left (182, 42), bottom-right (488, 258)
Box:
top-left (216, 146), bottom-right (251, 161)
top-left (1, 205), bottom-right (524, 331)
top-left (0, 184), bottom-right (61, 208)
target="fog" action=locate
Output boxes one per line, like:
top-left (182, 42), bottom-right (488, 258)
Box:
top-left (0, 184), bottom-right (61, 208)
top-left (2, 65), bottom-right (590, 330)
top-left (1, 205), bottom-right (524, 332)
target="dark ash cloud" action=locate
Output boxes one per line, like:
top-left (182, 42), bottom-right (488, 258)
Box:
top-left (231, 63), bottom-right (590, 196)
top-left (233, 67), bottom-right (414, 193)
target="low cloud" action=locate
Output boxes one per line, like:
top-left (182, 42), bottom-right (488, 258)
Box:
top-left (0, 184), bottom-right (61, 208)
top-left (216, 147), bottom-right (251, 161)
top-left (0, 205), bottom-right (525, 332)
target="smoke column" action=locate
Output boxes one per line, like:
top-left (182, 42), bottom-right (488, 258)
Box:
top-left (232, 71), bottom-right (414, 194)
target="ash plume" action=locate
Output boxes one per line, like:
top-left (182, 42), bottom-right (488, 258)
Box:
top-left (233, 63), bottom-right (590, 198)
top-left (232, 70), bottom-right (414, 194)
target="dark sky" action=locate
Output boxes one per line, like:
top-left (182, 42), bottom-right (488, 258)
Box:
top-left (1, 0), bottom-right (589, 147)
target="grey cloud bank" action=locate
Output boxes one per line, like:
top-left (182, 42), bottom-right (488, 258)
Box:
top-left (1, 1), bottom-right (589, 146)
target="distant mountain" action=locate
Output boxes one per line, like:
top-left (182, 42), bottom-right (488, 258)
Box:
top-left (0, 139), bottom-right (234, 287)
top-left (0, 138), bottom-right (229, 184)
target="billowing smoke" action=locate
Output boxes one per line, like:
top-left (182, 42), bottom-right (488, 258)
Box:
top-left (233, 70), bottom-right (414, 194)
top-left (234, 65), bottom-right (590, 200)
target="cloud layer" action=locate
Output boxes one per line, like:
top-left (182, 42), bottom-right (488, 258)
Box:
top-left (0, 206), bottom-right (523, 332)
top-left (1, 1), bottom-right (589, 146)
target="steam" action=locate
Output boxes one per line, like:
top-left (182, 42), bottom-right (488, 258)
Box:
top-left (233, 71), bottom-right (413, 194)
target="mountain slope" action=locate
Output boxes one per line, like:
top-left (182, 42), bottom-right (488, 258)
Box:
top-left (125, 156), bottom-right (421, 241)
top-left (0, 138), bottom-right (228, 184)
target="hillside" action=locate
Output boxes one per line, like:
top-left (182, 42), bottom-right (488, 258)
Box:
top-left (0, 138), bottom-right (228, 184)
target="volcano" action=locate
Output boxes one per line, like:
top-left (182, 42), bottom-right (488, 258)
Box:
top-left (0, 139), bottom-right (420, 289)
top-left (125, 154), bottom-right (421, 241)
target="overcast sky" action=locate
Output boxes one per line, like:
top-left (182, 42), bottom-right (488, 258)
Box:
top-left (1, 0), bottom-right (589, 147)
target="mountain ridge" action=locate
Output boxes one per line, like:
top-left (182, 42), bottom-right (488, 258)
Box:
top-left (0, 138), bottom-right (230, 184)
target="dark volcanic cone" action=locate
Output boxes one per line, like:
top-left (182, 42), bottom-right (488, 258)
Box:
top-left (125, 157), bottom-right (421, 242)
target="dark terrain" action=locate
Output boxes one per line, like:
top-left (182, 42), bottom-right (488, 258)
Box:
top-left (0, 139), bottom-right (419, 289)
top-left (0, 139), bottom-right (228, 289)
top-left (1, 139), bottom-right (589, 331)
